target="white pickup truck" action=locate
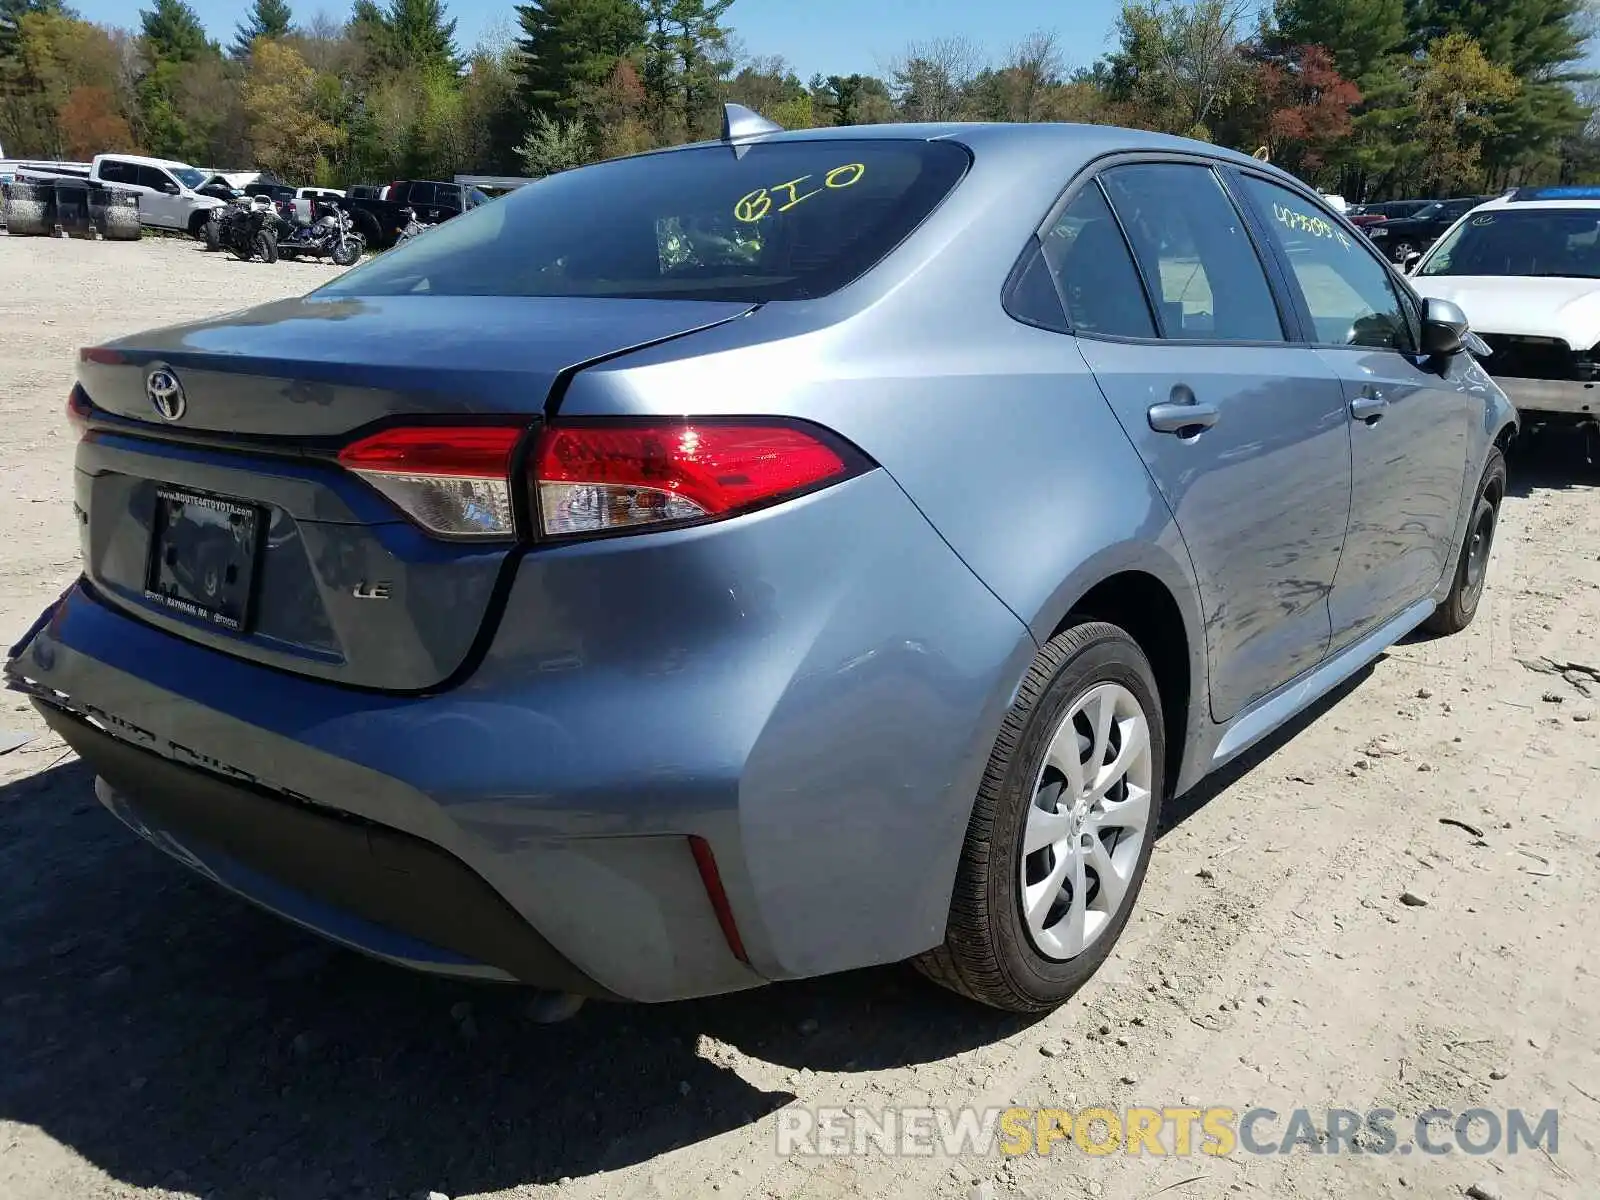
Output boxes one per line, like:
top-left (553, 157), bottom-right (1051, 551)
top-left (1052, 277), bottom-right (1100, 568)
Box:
top-left (87, 153), bottom-right (226, 236)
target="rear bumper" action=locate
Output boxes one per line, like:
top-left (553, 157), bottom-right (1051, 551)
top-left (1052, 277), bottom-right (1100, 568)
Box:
top-left (43, 704), bottom-right (609, 993)
top-left (1498, 377), bottom-right (1599, 419)
top-left (7, 469), bottom-right (1035, 1002)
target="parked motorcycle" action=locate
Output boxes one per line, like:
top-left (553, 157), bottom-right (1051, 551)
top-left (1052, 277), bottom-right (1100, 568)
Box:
top-left (277, 200), bottom-right (364, 266)
top-left (391, 206), bottom-right (433, 248)
top-left (207, 196), bottom-right (278, 263)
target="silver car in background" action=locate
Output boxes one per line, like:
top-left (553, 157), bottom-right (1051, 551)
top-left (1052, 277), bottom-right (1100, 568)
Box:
top-left (8, 112), bottom-right (1515, 1013)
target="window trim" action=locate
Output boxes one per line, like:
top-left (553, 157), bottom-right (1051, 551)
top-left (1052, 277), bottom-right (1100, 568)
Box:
top-left (1000, 236), bottom-right (1071, 333)
top-left (1001, 149), bottom-right (1306, 348)
top-left (1225, 165), bottom-right (1422, 357)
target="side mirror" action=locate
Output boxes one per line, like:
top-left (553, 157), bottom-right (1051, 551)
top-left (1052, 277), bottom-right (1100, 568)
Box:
top-left (1420, 297), bottom-right (1470, 357)
top-left (160, 180), bottom-right (180, 195)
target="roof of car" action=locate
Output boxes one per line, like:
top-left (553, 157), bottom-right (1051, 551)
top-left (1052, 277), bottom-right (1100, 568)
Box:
top-left (96, 153), bottom-right (196, 169)
top-left (645, 120), bottom-right (1311, 195)
top-left (1473, 186), bottom-right (1600, 212)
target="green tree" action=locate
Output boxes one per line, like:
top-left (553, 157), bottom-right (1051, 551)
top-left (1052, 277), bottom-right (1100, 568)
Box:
top-left (585, 56), bottom-right (652, 156)
top-left (1407, 0), bottom-right (1591, 188)
top-left (231, 0), bottom-right (293, 59)
top-left (460, 38), bottom-right (522, 170)
top-left (243, 37), bottom-right (342, 177)
top-left (515, 0), bottom-right (645, 118)
top-left (384, 0), bottom-right (459, 74)
top-left (1406, 0), bottom-right (1589, 78)
top-left (640, 0), bottom-right (732, 142)
top-left (139, 0), bottom-right (212, 62)
top-left (517, 108), bottom-right (587, 173)
top-left (0, 10), bottom-right (132, 158)
top-left (890, 37), bottom-right (981, 121)
top-left (813, 72), bottom-right (893, 126)
top-left (1412, 32), bottom-right (1521, 193)
top-left (1270, 0), bottom-right (1405, 83)
top-left (1108, 0), bottom-right (1252, 138)
top-left (0, 0), bottom-right (66, 60)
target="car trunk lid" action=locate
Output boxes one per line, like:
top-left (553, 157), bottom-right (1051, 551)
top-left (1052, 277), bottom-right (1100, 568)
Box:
top-left (73, 294), bottom-right (753, 692)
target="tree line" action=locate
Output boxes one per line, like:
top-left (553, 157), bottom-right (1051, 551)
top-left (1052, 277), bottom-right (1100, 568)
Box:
top-left (0, 0), bottom-right (1595, 200)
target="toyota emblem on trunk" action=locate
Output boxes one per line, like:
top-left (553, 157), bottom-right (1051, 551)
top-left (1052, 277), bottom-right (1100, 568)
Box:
top-left (146, 368), bottom-right (186, 421)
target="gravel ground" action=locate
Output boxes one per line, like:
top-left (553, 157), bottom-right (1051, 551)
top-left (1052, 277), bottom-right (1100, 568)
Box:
top-left (2, 235), bottom-right (1599, 1200)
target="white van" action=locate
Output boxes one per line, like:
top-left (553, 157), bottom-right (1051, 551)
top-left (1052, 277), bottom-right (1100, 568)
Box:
top-left (89, 154), bottom-right (225, 236)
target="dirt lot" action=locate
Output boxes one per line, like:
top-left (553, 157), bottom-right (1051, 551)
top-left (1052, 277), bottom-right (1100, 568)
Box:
top-left (1, 235), bottom-right (1598, 1200)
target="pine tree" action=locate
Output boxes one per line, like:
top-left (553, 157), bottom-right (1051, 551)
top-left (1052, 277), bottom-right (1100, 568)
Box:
top-left (230, 0), bottom-right (293, 59)
top-left (1271, 0), bottom-right (1405, 84)
top-left (1407, 0), bottom-right (1590, 189)
top-left (515, 0), bottom-right (646, 118)
top-left (384, 0), bottom-right (459, 75)
top-left (139, 0), bottom-right (214, 63)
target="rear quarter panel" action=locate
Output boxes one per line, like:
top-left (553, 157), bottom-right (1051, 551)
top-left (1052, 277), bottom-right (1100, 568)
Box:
top-left (555, 134), bottom-right (1216, 947)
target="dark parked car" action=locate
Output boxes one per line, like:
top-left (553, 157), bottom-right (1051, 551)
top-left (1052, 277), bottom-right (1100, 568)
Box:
top-left (342, 179), bottom-right (489, 249)
top-left (1348, 199), bottom-right (1432, 228)
top-left (9, 113), bottom-right (1515, 1015)
top-left (243, 181), bottom-right (297, 203)
top-left (1367, 197), bottom-right (1496, 262)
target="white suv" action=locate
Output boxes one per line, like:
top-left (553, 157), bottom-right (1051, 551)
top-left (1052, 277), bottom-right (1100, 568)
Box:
top-left (1409, 185), bottom-right (1600, 431)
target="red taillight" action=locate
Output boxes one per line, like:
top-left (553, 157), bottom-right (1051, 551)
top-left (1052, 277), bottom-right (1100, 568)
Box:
top-left (533, 420), bottom-right (858, 538)
top-left (66, 387), bottom-right (92, 438)
top-left (78, 347), bottom-right (125, 365)
top-left (336, 419), bottom-right (866, 542)
top-left (337, 425), bottom-right (526, 539)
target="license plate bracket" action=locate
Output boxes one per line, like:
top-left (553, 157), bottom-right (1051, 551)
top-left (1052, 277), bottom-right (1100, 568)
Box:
top-left (144, 487), bottom-right (263, 633)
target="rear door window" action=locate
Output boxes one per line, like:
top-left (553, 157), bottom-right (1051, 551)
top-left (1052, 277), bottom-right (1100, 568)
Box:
top-left (97, 159), bottom-right (134, 185)
top-left (321, 140), bottom-right (971, 302)
top-left (1098, 163), bottom-right (1285, 342)
top-left (405, 183), bottom-right (437, 207)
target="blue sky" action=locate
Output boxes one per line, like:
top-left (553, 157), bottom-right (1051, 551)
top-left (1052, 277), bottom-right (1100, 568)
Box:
top-left (71, 0), bottom-right (1134, 79)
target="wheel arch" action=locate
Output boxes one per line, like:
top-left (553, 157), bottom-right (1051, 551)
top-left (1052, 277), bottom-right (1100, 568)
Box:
top-left (1030, 542), bottom-right (1211, 799)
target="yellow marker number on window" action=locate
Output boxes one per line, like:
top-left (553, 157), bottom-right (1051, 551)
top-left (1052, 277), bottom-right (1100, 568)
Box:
top-left (735, 162), bottom-right (867, 222)
top-left (734, 189), bottom-right (772, 223)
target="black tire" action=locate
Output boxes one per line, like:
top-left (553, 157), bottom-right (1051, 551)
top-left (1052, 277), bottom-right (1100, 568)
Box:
top-left (916, 620), bottom-right (1166, 1013)
top-left (254, 228), bottom-right (278, 264)
top-left (1423, 447), bottom-right (1506, 635)
top-left (188, 210), bottom-right (213, 238)
top-left (351, 210), bottom-right (382, 248)
top-left (203, 216), bottom-right (222, 251)
top-left (278, 248), bottom-right (299, 260)
top-left (331, 235), bottom-right (362, 266)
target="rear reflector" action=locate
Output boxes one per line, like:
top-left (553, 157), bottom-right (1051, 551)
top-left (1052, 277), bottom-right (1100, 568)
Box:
top-left (533, 421), bottom-right (858, 538)
top-left (337, 425), bottom-right (525, 539)
top-left (66, 388), bottom-right (92, 438)
top-left (687, 835), bottom-right (749, 964)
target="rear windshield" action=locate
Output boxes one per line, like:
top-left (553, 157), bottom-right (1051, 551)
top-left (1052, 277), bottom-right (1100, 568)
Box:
top-left (320, 139), bottom-right (971, 302)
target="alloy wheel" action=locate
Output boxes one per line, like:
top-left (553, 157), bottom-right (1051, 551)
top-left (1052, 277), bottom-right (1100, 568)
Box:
top-left (1020, 682), bottom-right (1153, 961)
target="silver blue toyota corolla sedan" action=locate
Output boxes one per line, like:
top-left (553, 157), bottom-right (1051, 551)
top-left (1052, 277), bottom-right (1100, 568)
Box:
top-left (6, 109), bottom-right (1515, 1013)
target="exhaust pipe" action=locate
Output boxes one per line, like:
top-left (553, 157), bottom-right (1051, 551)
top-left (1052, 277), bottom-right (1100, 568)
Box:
top-left (525, 990), bottom-right (586, 1024)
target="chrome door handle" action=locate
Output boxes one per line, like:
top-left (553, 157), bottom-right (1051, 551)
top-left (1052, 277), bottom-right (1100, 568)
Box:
top-left (1148, 401), bottom-right (1220, 434)
top-left (1350, 393), bottom-right (1389, 423)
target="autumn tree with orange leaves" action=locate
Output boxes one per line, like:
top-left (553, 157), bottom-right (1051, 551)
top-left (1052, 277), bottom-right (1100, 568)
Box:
top-left (1251, 44), bottom-right (1361, 177)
